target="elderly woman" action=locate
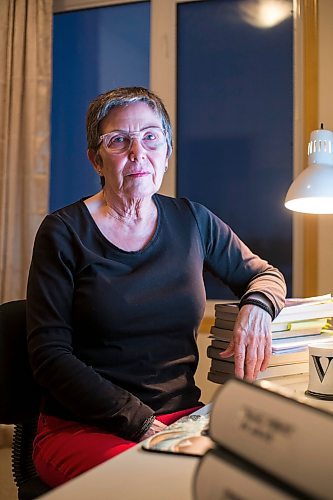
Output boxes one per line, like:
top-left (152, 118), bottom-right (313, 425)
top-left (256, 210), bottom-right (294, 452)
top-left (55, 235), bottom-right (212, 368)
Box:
top-left (27, 87), bottom-right (286, 487)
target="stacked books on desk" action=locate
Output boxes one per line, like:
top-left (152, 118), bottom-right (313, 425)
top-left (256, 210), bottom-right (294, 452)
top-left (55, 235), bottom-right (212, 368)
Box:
top-left (208, 294), bottom-right (333, 383)
top-left (194, 378), bottom-right (333, 499)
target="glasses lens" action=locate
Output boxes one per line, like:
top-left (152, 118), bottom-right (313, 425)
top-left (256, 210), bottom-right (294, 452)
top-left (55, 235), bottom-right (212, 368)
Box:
top-left (141, 128), bottom-right (165, 150)
top-left (103, 133), bottom-right (130, 152)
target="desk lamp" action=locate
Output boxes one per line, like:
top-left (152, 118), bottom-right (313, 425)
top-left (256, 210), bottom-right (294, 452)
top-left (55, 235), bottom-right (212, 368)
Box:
top-left (285, 125), bottom-right (333, 214)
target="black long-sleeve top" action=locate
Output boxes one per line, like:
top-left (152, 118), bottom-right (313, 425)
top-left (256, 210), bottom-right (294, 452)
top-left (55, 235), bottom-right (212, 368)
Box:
top-left (27, 194), bottom-right (286, 440)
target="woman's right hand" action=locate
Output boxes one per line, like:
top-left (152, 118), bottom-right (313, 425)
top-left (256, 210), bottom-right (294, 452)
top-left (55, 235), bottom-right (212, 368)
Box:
top-left (139, 418), bottom-right (167, 441)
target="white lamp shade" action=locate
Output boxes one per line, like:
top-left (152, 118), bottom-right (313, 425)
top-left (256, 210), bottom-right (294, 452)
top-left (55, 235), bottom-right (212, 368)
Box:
top-left (285, 128), bottom-right (333, 214)
top-left (285, 164), bottom-right (333, 214)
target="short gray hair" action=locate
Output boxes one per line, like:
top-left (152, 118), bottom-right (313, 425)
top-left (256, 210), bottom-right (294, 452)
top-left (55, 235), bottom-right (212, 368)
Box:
top-left (86, 87), bottom-right (173, 156)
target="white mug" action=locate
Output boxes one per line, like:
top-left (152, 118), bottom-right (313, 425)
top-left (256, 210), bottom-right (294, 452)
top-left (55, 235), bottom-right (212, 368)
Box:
top-left (306, 342), bottom-right (333, 400)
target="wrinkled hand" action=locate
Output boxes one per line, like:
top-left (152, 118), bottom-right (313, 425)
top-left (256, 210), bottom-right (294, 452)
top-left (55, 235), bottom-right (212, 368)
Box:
top-left (219, 304), bottom-right (272, 381)
top-left (139, 418), bottom-right (167, 441)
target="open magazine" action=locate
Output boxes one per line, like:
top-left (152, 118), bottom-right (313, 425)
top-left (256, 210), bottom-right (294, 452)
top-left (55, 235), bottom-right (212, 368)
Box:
top-left (142, 409), bottom-right (213, 457)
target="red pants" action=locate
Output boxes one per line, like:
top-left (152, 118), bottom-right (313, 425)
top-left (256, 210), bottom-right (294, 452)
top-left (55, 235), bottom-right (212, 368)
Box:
top-left (33, 406), bottom-right (201, 487)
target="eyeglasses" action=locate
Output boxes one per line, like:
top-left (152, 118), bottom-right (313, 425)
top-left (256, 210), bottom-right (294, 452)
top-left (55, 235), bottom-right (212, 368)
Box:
top-left (98, 127), bottom-right (166, 154)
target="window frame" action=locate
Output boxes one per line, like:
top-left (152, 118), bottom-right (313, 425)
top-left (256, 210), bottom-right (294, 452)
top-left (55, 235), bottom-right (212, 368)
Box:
top-left (52, 0), bottom-right (312, 297)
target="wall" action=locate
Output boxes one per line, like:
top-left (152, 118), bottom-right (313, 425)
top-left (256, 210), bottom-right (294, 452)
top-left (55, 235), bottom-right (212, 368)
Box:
top-left (195, 332), bottom-right (218, 404)
top-left (318, 0), bottom-right (333, 294)
top-left (194, 300), bottom-right (220, 404)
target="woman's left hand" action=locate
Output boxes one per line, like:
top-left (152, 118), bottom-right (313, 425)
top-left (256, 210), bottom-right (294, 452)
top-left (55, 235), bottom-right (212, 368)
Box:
top-left (219, 304), bottom-right (272, 381)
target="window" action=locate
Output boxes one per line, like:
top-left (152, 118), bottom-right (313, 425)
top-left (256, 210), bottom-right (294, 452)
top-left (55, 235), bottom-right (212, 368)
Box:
top-left (52, 0), bottom-right (296, 298)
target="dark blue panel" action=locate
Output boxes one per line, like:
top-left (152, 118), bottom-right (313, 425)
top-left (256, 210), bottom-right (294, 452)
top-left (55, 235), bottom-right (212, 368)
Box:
top-left (50, 3), bottom-right (150, 212)
top-left (177, 0), bottom-right (293, 298)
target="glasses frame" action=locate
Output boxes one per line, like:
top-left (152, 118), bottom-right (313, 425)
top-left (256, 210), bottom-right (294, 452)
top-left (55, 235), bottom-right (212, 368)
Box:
top-left (98, 126), bottom-right (166, 154)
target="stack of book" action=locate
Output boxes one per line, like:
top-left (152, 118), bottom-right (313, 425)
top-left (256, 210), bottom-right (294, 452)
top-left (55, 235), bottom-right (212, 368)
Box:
top-left (194, 378), bottom-right (333, 499)
top-left (208, 294), bottom-right (333, 383)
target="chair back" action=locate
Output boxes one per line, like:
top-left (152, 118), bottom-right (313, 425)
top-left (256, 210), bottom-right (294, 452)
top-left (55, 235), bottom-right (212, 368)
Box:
top-left (0, 300), bottom-right (41, 424)
top-left (0, 300), bottom-right (51, 499)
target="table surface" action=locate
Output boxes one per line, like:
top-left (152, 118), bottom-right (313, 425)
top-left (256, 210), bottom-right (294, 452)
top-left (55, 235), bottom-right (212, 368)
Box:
top-left (39, 375), bottom-right (333, 500)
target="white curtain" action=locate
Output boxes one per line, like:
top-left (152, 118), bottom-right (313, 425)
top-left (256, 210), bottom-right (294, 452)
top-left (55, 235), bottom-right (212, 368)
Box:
top-left (0, 0), bottom-right (53, 302)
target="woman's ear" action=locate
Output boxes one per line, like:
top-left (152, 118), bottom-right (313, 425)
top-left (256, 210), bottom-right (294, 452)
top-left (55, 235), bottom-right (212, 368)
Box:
top-left (87, 149), bottom-right (103, 176)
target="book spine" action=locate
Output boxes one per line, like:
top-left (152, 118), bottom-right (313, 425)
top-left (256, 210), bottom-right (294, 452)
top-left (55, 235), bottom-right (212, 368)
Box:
top-left (272, 330), bottom-right (322, 340)
top-left (211, 339), bottom-right (230, 350)
top-left (208, 347), bottom-right (308, 367)
top-left (209, 358), bottom-right (309, 377)
top-left (210, 326), bottom-right (234, 341)
top-left (194, 447), bottom-right (306, 500)
top-left (208, 371), bottom-right (233, 384)
top-left (215, 317), bottom-right (290, 333)
top-left (274, 307), bottom-right (333, 324)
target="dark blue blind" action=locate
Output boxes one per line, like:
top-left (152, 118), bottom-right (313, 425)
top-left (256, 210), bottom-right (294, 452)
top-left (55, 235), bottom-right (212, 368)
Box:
top-left (50, 2), bottom-right (150, 212)
top-left (177, 0), bottom-right (293, 298)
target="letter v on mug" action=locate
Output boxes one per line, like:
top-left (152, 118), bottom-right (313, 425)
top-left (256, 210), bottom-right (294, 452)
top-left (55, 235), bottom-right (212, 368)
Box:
top-left (306, 342), bottom-right (333, 400)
